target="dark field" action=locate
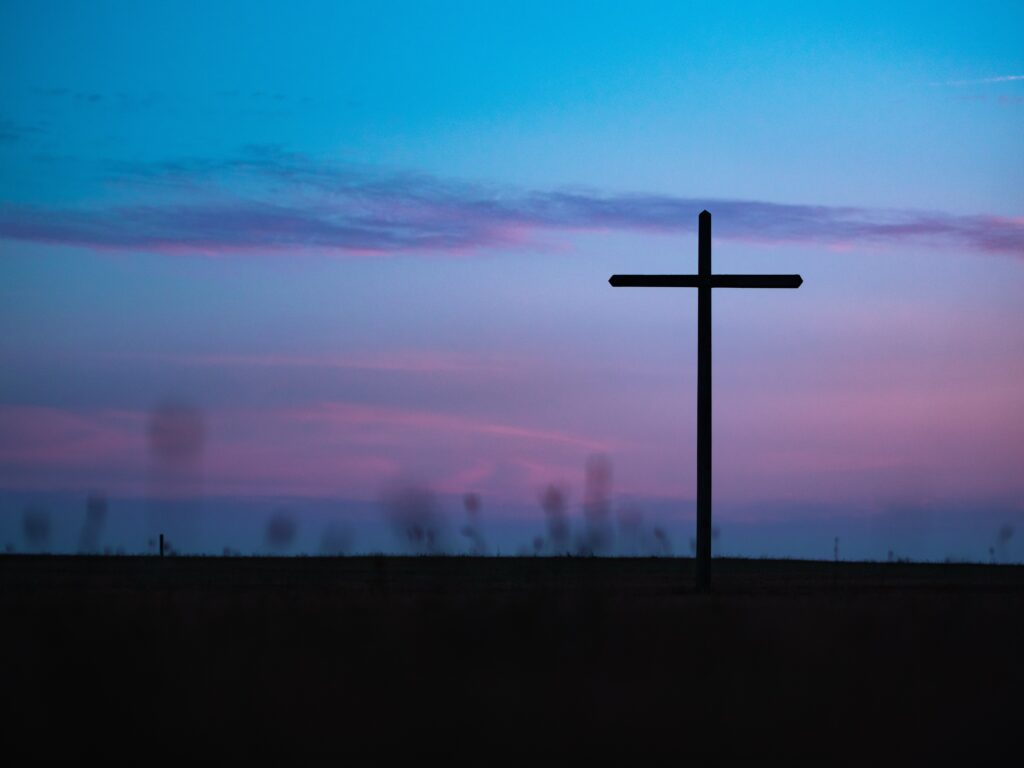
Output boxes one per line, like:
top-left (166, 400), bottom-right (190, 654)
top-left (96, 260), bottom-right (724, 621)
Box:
top-left (2, 555), bottom-right (1022, 761)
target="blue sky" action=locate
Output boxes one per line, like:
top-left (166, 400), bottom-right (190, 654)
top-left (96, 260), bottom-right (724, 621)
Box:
top-left (1, 1), bottom-right (1022, 559)
top-left (3, 1), bottom-right (1022, 208)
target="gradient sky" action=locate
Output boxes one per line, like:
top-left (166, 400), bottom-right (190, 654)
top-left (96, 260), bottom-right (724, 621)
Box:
top-left (1, 1), bottom-right (1022, 558)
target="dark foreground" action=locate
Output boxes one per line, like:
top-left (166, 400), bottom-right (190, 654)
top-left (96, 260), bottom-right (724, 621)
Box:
top-left (2, 556), bottom-right (1022, 761)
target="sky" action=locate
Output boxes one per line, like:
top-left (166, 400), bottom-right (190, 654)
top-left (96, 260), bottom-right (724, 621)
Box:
top-left (1, 1), bottom-right (1022, 559)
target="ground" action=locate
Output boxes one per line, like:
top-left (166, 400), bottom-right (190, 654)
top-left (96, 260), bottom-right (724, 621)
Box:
top-left (2, 555), bottom-right (1021, 760)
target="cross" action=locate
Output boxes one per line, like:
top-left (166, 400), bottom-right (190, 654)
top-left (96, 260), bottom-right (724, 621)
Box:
top-left (609, 210), bottom-right (802, 592)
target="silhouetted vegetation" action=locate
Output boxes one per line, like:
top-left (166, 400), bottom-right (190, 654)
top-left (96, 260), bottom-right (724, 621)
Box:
top-left (78, 493), bottom-right (107, 553)
top-left (21, 506), bottom-right (49, 551)
top-left (265, 510), bottom-right (298, 552)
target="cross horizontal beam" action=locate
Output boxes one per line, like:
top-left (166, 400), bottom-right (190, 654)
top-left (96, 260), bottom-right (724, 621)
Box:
top-left (609, 274), bottom-right (803, 288)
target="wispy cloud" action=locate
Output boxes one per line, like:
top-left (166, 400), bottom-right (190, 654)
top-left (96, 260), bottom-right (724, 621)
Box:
top-left (0, 400), bottom-right (609, 497)
top-left (0, 117), bottom-right (46, 143)
top-left (1, 147), bottom-right (1021, 258)
top-left (937, 75), bottom-right (1024, 86)
top-left (289, 401), bottom-right (610, 451)
top-left (132, 350), bottom-right (514, 376)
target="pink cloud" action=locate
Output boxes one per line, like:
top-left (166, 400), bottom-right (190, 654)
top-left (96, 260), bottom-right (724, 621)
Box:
top-left (0, 400), bottom-right (612, 500)
top-left (0, 405), bottom-right (143, 467)
top-left (285, 402), bottom-right (610, 452)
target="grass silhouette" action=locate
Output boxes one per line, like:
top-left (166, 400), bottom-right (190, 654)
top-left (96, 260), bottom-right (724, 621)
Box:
top-left (1, 554), bottom-right (1021, 760)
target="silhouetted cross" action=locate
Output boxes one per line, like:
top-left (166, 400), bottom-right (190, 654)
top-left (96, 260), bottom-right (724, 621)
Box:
top-left (609, 210), bottom-right (802, 592)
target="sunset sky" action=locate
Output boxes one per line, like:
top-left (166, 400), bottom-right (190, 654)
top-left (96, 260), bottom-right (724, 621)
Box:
top-left (1, 1), bottom-right (1022, 558)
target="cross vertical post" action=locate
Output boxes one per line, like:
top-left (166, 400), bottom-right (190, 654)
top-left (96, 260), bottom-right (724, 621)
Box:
top-left (696, 211), bottom-right (712, 592)
top-left (608, 210), bottom-right (802, 592)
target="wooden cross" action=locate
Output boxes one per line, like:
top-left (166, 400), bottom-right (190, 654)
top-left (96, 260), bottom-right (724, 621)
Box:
top-left (609, 210), bottom-right (802, 592)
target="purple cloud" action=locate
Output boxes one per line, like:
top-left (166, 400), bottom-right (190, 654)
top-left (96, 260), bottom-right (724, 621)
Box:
top-left (1, 147), bottom-right (1021, 258)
